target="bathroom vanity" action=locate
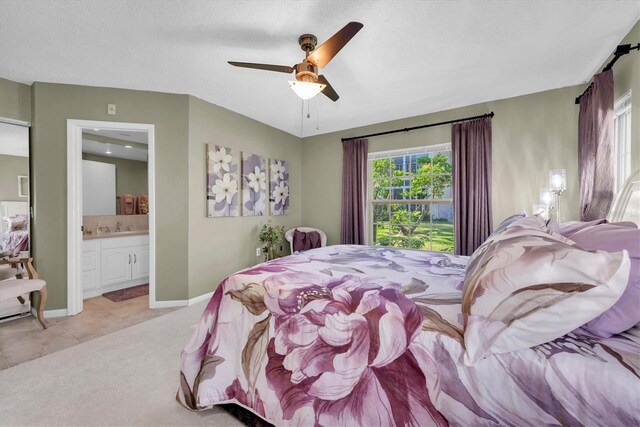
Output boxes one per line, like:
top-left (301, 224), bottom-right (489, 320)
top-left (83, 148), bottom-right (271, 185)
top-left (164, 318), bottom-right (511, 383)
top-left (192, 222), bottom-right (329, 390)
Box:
top-left (82, 232), bottom-right (149, 298)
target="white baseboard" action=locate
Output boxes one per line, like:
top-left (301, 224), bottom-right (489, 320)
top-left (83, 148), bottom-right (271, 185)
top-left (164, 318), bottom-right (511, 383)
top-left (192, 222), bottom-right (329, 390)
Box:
top-left (31, 308), bottom-right (69, 318)
top-left (188, 291), bottom-right (214, 306)
top-left (152, 299), bottom-right (188, 309)
top-left (151, 291), bottom-right (214, 309)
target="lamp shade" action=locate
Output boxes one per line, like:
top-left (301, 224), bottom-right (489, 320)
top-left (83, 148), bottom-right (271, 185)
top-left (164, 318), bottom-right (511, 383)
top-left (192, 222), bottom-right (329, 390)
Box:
top-left (540, 188), bottom-right (555, 207)
top-left (288, 81), bottom-right (326, 100)
top-left (549, 169), bottom-right (566, 193)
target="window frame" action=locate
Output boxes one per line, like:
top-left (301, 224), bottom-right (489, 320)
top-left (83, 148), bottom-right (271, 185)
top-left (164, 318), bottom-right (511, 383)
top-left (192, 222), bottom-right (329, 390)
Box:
top-left (613, 90), bottom-right (632, 193)
top-left (367, 143), bottom-right (454, 252)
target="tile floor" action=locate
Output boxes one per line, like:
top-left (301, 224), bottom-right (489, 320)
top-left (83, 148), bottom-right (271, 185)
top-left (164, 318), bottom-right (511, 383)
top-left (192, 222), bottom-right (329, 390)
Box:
top-left (0, 295), bottom-right (177, 370)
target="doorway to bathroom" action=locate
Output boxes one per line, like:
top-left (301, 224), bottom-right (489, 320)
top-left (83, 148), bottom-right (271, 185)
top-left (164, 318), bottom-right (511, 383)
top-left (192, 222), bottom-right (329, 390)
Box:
top-left (67, 120), bottom-right (156, 316)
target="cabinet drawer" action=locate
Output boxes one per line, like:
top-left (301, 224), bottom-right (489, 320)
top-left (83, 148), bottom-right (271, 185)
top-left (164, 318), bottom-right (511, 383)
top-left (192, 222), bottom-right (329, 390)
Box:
top-left (82, 270), bottom-right (97, 290)
top-left (82, 251), bottom-right (97, 271)
top-left (100, 235), bottom-right (149, 250)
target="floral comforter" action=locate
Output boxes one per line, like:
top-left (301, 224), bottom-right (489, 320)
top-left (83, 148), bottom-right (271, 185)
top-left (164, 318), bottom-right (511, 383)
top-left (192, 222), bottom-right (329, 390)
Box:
top-left (178, 245), bottom-right (640, 426)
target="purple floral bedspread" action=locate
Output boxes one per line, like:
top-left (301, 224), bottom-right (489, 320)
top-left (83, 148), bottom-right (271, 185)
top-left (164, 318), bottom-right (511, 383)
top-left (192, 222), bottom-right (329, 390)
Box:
top-left (178, 245), bottom-right (640, 426)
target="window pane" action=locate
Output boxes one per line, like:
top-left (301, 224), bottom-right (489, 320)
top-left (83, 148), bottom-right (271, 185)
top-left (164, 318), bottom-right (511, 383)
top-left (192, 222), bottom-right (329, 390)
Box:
top-left (372, 159), bottom-right (393, 200)
top-left (372, 222), bottom-right (391, 246)
top-left (430, 203), bottom-right (454, 252)
top-left (372, 203), bottom-right (389, 223)
top-left (433, 174), bottom-right (452, 199)
top-left (369, 145), bottom-right (454, 252)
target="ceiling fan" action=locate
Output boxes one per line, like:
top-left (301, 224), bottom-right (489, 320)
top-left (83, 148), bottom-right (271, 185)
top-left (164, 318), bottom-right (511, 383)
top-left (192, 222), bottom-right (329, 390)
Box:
top-left (228, 22), bottom-right (363, 102)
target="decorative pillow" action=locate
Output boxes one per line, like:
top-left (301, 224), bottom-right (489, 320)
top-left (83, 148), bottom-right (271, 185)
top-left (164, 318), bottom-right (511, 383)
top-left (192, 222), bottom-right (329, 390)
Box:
top-left (462, 215), bottom-right (630, 365)
top-left (490, 211), bottom-right (527, 237)
top-left (549, 218), bottom-right (608, 238)
top-left (292, 229), bottom-right (322, 253)
top-left (568, 223), bottom-right (640, 337)
top-left (3, 215), bottom-right (28, 231)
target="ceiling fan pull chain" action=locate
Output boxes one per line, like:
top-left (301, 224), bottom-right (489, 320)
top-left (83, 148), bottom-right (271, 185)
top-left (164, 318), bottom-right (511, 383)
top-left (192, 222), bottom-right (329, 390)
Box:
top-left (300, 99), bottom-right (304, 135)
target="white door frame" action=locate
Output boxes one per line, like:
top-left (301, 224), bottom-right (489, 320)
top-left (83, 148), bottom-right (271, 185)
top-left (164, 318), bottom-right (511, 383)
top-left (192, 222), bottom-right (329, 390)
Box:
top-left (67, 119), bottom-right (156, 315)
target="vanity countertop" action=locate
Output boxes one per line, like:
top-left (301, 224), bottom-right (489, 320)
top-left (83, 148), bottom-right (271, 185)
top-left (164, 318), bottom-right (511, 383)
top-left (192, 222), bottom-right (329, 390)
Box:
top-left (83, 230), bottom-right (149, 240)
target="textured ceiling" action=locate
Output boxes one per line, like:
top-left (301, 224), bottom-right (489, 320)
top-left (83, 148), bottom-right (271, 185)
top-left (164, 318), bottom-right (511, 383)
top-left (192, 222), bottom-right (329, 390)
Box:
top-left (1, 1), bottom-right (638, 137)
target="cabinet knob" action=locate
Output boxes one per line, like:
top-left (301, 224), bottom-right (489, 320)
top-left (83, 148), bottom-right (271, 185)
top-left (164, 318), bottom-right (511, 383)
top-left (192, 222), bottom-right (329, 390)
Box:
top-left (129, 254), bottom-right (131, 264)
top-left (134, 254), bottom-right (137, 263)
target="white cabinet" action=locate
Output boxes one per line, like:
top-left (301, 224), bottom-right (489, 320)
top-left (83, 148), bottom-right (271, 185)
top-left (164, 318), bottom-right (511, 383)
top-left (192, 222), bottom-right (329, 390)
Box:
top-left (131, 245), bottom-right (149, 279)
top-left (101, 248), bottom-right (132, 286)
top-left (82, 240), bottom-right (99, 292)
top-left (82, 234), bottom-right (149, 298)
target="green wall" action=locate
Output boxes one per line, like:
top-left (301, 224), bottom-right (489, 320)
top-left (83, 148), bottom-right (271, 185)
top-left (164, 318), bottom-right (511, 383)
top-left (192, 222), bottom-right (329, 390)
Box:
top-left (82, 153), bottom-right (148, 197)
top-left (187, 96), bottom-right (303, 299)
top-left (31, 82), bottom-right (190, 309)
top-left (0, 77), bottom-right (31, 123)
top-left (301, 85), bottom-right (586, 245)
top-left (0, 155), bottom-right (29, 201)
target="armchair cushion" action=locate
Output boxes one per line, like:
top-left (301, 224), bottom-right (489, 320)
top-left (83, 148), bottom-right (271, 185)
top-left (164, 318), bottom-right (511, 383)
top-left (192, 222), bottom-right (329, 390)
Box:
top-left (0, 278), bottom-right (46, 301)
top-left (293, 229), bottom-right (322, 252)
top-left (0, 267), bottom-right (19, 281)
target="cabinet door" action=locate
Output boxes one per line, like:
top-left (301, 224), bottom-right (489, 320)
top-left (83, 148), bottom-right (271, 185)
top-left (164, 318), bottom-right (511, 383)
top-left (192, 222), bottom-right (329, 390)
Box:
top-left (131, 245), bottom-right (149, 280)
top-left (101, 248), bottom-right (132, 286)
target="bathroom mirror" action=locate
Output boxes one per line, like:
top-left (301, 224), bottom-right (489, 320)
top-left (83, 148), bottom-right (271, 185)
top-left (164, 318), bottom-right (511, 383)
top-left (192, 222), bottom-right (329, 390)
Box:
top-left (81, 129), bottom-right (149, 216)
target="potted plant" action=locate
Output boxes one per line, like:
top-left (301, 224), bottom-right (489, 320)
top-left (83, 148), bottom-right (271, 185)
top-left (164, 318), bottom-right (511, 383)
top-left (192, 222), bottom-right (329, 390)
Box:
top-left (259, 223), bottom-right (285, 261)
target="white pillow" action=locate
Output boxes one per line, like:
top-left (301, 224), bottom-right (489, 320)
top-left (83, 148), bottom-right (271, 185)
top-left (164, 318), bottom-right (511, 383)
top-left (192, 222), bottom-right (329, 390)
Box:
top-left (462, 216), bottom-right (630, 365)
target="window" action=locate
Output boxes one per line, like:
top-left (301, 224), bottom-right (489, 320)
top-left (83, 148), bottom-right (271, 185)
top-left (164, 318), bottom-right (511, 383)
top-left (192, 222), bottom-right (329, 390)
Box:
top-left (368, 143), bottom-right (453, 252)
top-left (614, 90), bottom-right (632, 193)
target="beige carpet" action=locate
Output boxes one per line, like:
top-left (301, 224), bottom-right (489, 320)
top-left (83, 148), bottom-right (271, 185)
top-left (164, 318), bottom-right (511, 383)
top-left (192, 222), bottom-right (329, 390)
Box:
top-left (0, 301), bottom-right (242, 426)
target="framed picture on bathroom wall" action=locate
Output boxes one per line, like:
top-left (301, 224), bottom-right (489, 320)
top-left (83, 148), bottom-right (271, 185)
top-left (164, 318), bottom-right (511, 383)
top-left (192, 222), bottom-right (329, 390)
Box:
top-left (269, 158), bottom-right (289, 216)
top-left (241, 152), bottom-right (267, 216)
top-left (206, 144), bottom-right (239, 217)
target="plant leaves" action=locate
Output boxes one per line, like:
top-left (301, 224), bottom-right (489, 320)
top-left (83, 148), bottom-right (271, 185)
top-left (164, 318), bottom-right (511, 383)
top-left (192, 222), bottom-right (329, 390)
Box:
top-left (242, 315), bottom-right (271, 396)
top-left (226, 283), bottom-right (268, 315)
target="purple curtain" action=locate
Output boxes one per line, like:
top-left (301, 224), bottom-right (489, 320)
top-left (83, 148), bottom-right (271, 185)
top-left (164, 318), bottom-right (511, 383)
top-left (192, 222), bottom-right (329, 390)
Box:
top-left (452, 117), bottom-right (493, 256)
top-left (578, 70), bottom-right (614, 221)
top-left (341, 138), bottom-right (368, 244)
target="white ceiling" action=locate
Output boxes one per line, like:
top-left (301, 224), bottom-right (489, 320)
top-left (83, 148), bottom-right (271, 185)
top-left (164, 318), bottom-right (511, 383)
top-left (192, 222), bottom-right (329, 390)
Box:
top-left (83, 129), bottom-right (148, 144)
top-left (82, 139), bottom-right (148, 162)
top-left (1, 1), bottom-right (638, 138)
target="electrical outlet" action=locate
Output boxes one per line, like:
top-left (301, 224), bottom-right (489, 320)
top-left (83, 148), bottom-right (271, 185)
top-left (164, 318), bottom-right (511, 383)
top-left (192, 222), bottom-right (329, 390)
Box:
top-left (256, 247), bottom-right (261, 257)
top-left (107, 104), bottom-right (116, 115)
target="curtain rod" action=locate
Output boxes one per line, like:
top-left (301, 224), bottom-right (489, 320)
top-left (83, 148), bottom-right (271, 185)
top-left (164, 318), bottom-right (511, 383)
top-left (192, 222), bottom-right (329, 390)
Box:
top-left (341, 112), bottom-right (494, 142)
top-left (575, 43), bottom-right (640, 105)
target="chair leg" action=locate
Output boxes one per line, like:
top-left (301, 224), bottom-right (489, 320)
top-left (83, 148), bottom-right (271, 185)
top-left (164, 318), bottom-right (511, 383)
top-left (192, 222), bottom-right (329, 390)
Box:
top-left (36, 285), bottom-right (48, 329)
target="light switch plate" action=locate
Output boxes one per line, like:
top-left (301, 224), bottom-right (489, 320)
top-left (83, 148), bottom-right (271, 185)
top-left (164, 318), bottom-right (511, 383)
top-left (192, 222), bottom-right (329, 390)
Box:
top-left (107, 104), bottom-right (116, 115)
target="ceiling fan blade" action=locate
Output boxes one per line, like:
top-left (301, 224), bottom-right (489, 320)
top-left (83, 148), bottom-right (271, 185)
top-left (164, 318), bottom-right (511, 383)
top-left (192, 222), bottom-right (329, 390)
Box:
top-left (318, 75), bottom-right (339, 101)
top-left (228, 61), bottom-right (294, 73)
top-left (307, 22), bottom-right (363, 68)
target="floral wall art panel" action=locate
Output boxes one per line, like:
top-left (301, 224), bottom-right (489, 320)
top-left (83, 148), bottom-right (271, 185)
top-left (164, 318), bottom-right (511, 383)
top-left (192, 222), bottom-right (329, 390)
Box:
top-left (241, 152), bottom-right (267, 216)
top-left (270, 158), bottom-right (289, 216)
top-left (207, 144), bottom-right (240, 217)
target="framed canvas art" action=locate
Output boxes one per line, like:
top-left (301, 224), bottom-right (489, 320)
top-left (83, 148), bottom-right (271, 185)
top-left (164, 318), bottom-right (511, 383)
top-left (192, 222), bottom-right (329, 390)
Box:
top-left (270, 158), bottom-right (289, 216)
top-left (207, 144), bottom-right (239, 217)
top-left (241, 152), bottom-right (267, 216)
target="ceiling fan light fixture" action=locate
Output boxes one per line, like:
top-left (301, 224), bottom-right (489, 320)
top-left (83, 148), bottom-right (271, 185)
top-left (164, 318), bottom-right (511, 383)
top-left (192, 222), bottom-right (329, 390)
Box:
top-left (288, 80), bottom-right (326, 100)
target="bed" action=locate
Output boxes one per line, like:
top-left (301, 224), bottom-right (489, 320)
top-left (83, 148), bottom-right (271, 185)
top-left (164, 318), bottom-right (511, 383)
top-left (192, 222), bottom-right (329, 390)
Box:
top-left (177, 240), bottom-right (639, 426)
top-left (178, 170), bottom-right (640, 426)
top-left (0, 201), bottom-right (29, 258)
